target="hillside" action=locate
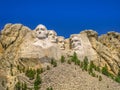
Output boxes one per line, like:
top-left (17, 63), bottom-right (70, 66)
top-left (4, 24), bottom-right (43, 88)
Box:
top-left (0, 23), bottom-right (120, 90)
top-left (40, 63), bottom-right (120, 90)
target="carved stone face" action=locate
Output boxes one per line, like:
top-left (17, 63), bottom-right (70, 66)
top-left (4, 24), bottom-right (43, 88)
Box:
top-left (35, 24), bottom-right (48, 39)
top-left (48, 30), bottom-right (58, 43)
top-left (58, 36), bottom-right (65, 50)
top-left (71, 35), bottom-right (81, 50)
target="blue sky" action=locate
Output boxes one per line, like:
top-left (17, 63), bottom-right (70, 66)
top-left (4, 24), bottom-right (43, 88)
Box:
top-left (0, 0), bottom-right (120, 38)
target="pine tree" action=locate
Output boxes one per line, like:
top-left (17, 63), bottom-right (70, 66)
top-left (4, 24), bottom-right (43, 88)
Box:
top-left (25, 68), bottom-right (36, 80)
top-left (15, 82), bottom-right (21, 90)
top-left (99, 75), bottom-right (102, 81)
top-left (83, 56), bottom-right (89, 71)
top-left (34, 73), bottom-right (42, 90)
top-left (71, 52), bottom-right (78, 63)
top-left (47, 65), bottom-right (50, 70)
top-left (51, 58), bottom-right (54, 65)
top-left (23, 82), bottom-right (27, 90)
top-left (102, 65), bottom-right (109, 76)
top-left (61, 55), bottom-right (65, 63)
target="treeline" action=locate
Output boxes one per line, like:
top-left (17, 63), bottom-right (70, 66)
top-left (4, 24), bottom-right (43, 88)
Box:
top-left (15, 68), bottom-right (43, 90)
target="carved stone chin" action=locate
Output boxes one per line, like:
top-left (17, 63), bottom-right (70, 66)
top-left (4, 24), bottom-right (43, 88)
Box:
top-left (34, 24), bottom-right (48, 39)
top-left (48, 30), bottom-right (58, 43)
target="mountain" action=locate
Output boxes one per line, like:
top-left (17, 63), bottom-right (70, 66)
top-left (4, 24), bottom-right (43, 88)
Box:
top-left (0, 23), bottom-right (120, 90)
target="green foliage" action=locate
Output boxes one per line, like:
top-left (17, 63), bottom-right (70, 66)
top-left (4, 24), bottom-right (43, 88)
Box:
top-left (83, 56), bottom-right (89, 71)
top-left (118, 69), bottom-right (120, 77)
top-left (15, 82), bottom-right (21, 90)
top-left (35, 74), bottom-right (42, 85)
top-left (51, 58), bottom-right (54, 65)
top-left (51, 59), bottom-right (57, 67)
top-left (22, 82), bottom-right (27, 90)
top-left (34, 85), bottom-right (40, 90)
top-left (15, 81), bottom-right (27, 90)
top-left (95, 66), bottom-right (100, 72)
top-left (88, 61), bottom-right (94, 74)
top-left (76, 59), bottom-right (80, 65)
top-left (102, 65), bottom-right (109, 76)
top-left (115, 70), bottom-right (120, 83)
top-left (34, 74), bottom-right (42, 90)
top-left (71, 52), bottom-right (80, 65)
top-left (91, 72), bottom-right (96, 77)
top-left (53, 61), bottom-right (57, 67)
top-left (25, 68), bottom-right (36, 80)
top-left (99, 75), bottom-right (102, 81)
top-left (37, 68), bottom-right (44, 74)
top-left (115, 76), bottom-right (120, 83)
top-left (47, 65), bottom-right (50, 70)
top-left (71, 52), bottom-right (78, 63)
top-left (46, 87), bottom-right (53, 90)
top-left (61, 55), bottom-right (65, 63)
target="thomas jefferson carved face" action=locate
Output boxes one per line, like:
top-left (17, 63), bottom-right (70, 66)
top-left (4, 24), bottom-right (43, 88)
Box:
top-left (58, 36), bottom-right (65, 50)
top-left (35, 24), bottom-right (48, 39)
top-left (48, 30), bottom-right (58, 43)
top-left (71, 35), bottom-right (81, 50)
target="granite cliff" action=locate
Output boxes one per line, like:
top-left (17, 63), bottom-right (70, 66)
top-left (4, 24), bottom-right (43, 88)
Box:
top-left (0, 23), bottom-right (120, 90)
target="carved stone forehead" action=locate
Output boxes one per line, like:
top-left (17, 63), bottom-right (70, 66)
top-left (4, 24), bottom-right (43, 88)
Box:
top-left (48, 30), bottom-right (57, 35)
top-left (58, 36), bottom-right (65, 41)
top-left (70, 34), bottom-right (79, 39)
top-left (70, 34), bottom-right (82, 42)
top-left (35, 24), bottom-right (47, 30)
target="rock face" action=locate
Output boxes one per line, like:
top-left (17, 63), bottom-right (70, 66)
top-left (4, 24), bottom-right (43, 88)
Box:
top-left (0, 23), bottom-right (120, 89)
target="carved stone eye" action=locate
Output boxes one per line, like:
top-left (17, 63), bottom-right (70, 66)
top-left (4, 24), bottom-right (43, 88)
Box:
top-left (49, 33), bottom-right (53, 35)
top-left (36, 28), bottom-right (39, 31)
top-left (74, 40), bottom-right (79, 42)
top-left (40, 28), bottom-right (45, 31)
top-left (59, 41), bottom-right (62, 43)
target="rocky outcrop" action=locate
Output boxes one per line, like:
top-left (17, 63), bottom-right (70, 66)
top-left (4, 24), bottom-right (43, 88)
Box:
top-left (0, 23), bottom-right (120, 89)
top-left (80, 30), bottom-right (120, 75)
top-left (0, 24), bottom-right (30, 68)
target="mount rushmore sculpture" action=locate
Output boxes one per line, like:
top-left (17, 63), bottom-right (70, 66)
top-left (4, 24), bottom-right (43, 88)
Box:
top-left (0, 23), bottom-right (120, 90)
top-left (0, 23), bottom-right (120, 77)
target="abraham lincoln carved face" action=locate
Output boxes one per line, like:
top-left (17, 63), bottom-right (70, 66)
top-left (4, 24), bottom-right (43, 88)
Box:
top-left (70, 35), bottom-right (81, 50)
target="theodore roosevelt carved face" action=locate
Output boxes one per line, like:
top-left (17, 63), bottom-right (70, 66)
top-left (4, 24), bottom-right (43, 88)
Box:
top-left (58, 36), bottom-right (65, 50)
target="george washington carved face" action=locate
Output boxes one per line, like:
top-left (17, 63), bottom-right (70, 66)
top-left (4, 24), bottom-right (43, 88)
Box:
top-left (35, 24), bottom-right (48, 39)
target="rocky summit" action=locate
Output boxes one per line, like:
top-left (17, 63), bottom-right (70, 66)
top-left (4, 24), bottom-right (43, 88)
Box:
top-left (0, 23), bottom-right (120, 90)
